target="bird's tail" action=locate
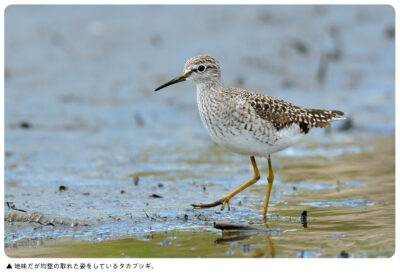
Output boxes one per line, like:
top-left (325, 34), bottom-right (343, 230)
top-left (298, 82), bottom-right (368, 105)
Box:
top-left (330, 110), bottom-right (346, 121)
top-left (302, 109), bottom-right (346, 129)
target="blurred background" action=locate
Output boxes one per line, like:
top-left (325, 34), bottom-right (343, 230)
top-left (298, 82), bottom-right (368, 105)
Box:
top-left (4, 5), bottom-right (395, 258)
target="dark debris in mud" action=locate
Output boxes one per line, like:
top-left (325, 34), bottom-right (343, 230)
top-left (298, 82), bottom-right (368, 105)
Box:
top-left (214, 222), bottom-right (256, 231)
top-left (300, 210), bottom-right (308, 228)
top-left (339, 250), bottom-right (350, 258)
top-left (58, 185), bottom-right (68, 192)
top-left (18, 121), bottom-right (31, 129)
top-left (6, 202), bottom-right (27, 213)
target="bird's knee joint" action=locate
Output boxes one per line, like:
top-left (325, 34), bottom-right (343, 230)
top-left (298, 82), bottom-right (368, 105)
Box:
top-left (254, 174), bottom-right (261, 180)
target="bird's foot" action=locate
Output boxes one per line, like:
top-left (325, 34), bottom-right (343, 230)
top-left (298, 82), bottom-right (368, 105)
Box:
top-left (191, 197), bottom-right (231, 211)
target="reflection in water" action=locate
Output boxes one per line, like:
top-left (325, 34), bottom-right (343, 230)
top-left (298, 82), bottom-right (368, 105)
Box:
top-left (263, 221), bottom-right (275, 258)
top-left (214, 233), bottom-right (253, 245)
top-left (214, 221), bottom-right (276, 258)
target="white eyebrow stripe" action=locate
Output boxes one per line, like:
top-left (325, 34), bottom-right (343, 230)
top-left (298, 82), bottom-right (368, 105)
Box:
top-left (186, 62), bottom-right (216, 73)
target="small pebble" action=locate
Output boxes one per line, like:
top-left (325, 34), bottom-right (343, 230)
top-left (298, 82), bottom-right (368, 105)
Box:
top-left (59, 185), bottom-right (67, 192)
top-left (19, 121), bottom-right (31, 129)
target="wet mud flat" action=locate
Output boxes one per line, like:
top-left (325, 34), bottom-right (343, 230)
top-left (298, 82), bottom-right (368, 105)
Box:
top-left (4, 5), bottom-right (394, 258)
top-left (5, 136), bottom-right (394, 258)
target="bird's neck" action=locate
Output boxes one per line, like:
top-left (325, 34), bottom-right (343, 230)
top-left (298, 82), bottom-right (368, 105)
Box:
top-left (195, 80), bottom-right (224, 95)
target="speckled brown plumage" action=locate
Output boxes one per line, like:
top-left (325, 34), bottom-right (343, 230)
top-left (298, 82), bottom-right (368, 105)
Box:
top-left (239, 90), bottom-right (344, 134)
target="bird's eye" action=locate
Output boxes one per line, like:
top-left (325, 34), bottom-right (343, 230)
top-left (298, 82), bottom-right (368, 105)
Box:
top-left (197, 65), bottom-right (206, 72)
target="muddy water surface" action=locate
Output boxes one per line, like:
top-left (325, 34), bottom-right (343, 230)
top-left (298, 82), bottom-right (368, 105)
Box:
top-left (5, 136), bottom-right (394, 258)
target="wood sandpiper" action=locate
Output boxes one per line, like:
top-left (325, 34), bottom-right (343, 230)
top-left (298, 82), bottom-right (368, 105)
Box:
top-left (155, 55), bottom-right (345, 220)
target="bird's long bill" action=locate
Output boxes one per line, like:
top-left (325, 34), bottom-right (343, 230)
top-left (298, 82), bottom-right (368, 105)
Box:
top-left (154, 74), bottom-right (187, 91)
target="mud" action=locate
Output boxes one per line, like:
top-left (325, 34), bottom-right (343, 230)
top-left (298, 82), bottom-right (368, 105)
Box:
top-left (4, 5), bottom-right (395, 258)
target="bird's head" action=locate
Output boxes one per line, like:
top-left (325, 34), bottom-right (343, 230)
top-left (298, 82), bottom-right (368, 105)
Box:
top-left (155, 55), bottom-right (221, 91)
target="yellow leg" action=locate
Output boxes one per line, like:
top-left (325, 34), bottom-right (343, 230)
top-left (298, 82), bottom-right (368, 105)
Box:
top-left (263, 155), bottom-right (274, 220)
top-left (192, 156), bottom-right (261, 211)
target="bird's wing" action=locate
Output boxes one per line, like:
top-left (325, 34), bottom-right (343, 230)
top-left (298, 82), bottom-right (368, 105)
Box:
top-left (234, 89), bottom-right (345, 134)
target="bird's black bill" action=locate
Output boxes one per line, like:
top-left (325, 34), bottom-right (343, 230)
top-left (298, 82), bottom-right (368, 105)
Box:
top-left (154, 74), bottom-right (187, 91)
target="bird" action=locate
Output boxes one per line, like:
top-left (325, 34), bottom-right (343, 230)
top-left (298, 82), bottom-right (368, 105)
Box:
top-left (154, 55), bottom-right (345, 220)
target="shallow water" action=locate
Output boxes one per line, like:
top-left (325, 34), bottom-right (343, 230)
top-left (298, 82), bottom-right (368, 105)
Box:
top-left (4, 5), bottom-right (395, 258)
top-left (5, 136), bottom-right (395, 258)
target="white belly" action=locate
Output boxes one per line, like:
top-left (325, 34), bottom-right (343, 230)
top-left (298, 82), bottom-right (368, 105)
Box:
top-left (214, 124), bottom-right (305, 157)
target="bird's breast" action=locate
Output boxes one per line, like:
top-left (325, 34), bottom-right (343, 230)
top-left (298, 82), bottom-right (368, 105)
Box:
top-left (196, 89), bottom-right (228, 141)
